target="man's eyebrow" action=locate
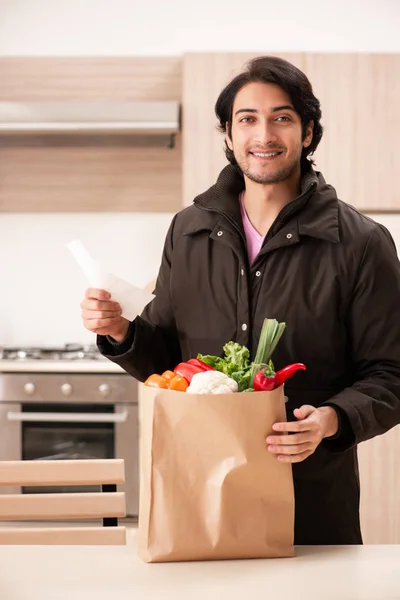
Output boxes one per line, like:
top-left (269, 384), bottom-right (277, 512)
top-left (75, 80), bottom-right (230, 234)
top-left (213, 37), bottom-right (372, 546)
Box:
top-left (234, 105), bottom-right (296, 117)
top-left (234, 108), bottom-right (258, 116)
top-left (271, 104), bottom-right (296, 113)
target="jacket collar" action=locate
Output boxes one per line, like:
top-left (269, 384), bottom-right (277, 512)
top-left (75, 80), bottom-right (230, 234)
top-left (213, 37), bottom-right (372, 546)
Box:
top-left (186, 164), bottom-right (340, 244)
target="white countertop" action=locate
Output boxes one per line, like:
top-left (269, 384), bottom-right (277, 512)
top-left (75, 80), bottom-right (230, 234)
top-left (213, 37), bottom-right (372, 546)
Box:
top-left (0, 539), bottom-right (399, 599)
top-left (0, 359), bottom-right (125, 373)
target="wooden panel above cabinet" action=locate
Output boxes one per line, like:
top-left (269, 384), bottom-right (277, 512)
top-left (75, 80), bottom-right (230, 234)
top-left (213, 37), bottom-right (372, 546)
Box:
top-left (0, 57), bottom-right (182, 212)
top-left (0, 57), bottom-right (182, 101)
top-left (182, 52), bottom-right (400, 212)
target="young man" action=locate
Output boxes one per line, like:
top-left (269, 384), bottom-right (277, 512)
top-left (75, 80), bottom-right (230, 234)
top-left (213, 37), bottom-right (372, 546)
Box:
top-left (81, 56), bottom-right (400, 545)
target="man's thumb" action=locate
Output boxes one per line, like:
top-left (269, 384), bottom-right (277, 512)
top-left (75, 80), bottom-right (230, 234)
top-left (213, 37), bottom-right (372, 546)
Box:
top-left (294, 405), bottom-right (315, 420)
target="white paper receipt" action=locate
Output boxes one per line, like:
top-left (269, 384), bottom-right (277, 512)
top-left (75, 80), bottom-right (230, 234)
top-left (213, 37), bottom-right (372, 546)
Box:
top-left (67, 239), bottom-right (155, 321)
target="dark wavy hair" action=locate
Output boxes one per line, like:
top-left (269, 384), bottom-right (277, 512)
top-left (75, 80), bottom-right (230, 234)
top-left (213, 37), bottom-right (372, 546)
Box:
top-left (215, 56), bottom-right (323, 172)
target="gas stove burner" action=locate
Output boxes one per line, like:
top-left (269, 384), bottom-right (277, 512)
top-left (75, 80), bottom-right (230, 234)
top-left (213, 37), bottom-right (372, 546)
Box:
top-left (0, 344), bottom-right (104, 361)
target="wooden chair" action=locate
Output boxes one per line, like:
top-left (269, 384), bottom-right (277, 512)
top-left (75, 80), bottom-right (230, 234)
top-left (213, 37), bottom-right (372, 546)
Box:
top-left (0, 459), bottom-right (126, 545)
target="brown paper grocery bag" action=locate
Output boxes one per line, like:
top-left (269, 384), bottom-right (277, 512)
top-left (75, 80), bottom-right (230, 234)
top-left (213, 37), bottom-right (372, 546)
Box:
top-left (138, 385), bottom-right (294, 562)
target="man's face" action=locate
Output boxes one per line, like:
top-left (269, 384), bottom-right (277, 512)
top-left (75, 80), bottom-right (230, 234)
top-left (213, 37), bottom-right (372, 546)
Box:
top-left (226, 81), bottom-right (313, 184)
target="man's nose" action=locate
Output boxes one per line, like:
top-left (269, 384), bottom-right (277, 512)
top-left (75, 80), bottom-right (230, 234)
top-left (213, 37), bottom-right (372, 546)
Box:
top-left (254, 121), bottom-right (278, 146)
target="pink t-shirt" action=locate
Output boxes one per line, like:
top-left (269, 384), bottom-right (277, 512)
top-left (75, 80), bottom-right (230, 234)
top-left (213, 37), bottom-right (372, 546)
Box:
top-left (239, 192), bottom-right (264, 266)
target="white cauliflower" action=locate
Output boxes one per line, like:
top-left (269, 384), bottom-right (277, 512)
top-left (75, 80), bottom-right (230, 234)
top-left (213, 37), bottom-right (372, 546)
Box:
top-left (186, 370), bottom-right (238, 394)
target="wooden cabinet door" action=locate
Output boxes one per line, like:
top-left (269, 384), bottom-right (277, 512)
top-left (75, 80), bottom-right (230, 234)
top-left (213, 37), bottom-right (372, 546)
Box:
top-left (358, 426), bottom-right (400, 544)
top-left (305, 53), bottom-right (400, 213)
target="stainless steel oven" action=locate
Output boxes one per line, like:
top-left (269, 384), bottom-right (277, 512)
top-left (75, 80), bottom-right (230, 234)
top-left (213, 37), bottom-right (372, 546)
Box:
top-left (0, 347), bottom-right (139, 520)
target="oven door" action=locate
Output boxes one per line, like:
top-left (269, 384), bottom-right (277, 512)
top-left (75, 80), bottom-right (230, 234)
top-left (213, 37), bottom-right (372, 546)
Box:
top-left (0, 402), bottom-right (22, 495)
top-left (0, 402), bottom-right (138, 517)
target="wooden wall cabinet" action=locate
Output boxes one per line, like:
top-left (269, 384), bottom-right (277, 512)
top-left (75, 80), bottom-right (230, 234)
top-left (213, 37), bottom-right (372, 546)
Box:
top-left (358, 425), bottom-right (400, 544)
top-left (0, 58), bottom-right (183, 212)
top-left (2, 53), bottom-right (400, 213)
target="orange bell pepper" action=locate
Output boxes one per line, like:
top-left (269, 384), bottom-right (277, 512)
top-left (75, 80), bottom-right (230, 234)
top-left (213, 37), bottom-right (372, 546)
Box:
top-left (144, 374), bottom-right (168, 389)
top-left (168, 375), bottom-right (189, 392)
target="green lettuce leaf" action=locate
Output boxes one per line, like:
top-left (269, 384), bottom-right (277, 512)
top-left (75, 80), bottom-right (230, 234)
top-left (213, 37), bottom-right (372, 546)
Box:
top-left (222, 341), bottom-right (250, 371)
top-left (198, 342), bottom-right (253, 391)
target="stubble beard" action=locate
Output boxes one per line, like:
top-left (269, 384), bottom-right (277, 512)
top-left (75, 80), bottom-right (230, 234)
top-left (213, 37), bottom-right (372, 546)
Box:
top-left (236, 150), bottom-right (302, 185)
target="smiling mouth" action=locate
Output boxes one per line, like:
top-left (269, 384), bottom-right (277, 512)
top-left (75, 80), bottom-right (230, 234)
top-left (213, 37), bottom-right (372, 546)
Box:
top-left (250, 151), bottom-right (284, 159)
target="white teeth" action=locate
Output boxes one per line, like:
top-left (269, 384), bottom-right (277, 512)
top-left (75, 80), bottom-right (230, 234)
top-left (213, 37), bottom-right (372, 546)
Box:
top-left (253, 152), bottom-right (280, 157)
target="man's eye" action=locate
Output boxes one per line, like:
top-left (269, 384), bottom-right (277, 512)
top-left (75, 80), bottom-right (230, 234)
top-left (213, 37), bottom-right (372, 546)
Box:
top-left (276, 116), bottom-right (291, 122)
top-left (240, 117), bottom-right (254, 123)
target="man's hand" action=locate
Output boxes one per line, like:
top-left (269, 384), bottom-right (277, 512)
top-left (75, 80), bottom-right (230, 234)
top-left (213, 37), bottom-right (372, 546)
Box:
top-left (80, 288), bottom-right (130, 342)
top-left (266, 405), bottom-right (339, 463)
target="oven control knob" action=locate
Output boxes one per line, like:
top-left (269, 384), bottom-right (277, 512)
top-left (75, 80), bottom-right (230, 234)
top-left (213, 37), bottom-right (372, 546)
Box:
top-left (61, 383), bottom-right (73, 397)
top-left (24, 382), bottom-right (36, 396)
top-left (98, 383), bottom-right (111, 397)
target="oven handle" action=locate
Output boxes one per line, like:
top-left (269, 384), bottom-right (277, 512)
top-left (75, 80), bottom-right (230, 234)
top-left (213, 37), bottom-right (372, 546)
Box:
top-left (6, 411), bottom-right (128, 424)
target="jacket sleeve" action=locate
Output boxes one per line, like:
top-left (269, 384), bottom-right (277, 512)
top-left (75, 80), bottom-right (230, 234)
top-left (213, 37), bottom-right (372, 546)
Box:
top-left (322, 223), bottom-right (400, 452)
top-left (97, 215), bottom-right (182, 382)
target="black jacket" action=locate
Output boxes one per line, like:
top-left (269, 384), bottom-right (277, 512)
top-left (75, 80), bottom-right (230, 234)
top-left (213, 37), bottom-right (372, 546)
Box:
top-left (98, 164), bottom-right (400, 545)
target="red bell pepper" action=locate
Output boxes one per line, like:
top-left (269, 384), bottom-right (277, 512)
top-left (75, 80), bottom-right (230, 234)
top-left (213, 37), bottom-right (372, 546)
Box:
top-left (187, 358), bottom-right (214, 371)
top-left (254, 372), bottom-right (276, 391)
top-left (253, 365), bottom-right (276, 391)
top-left (274, 363), bottom-right (306, 388)
top-left (173, 362), bottom-right (203, 383)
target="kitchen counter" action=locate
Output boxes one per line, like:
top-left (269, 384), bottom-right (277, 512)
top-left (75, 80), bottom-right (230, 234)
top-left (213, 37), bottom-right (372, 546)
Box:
top-left (0, 539), bottom-right (399, 599)
top-left (0, 359), bottom-right (125, 373)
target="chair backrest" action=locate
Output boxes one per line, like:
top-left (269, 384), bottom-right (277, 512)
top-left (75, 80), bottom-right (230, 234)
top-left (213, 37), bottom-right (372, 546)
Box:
top-left (0, 459), bottom-right (126, 545)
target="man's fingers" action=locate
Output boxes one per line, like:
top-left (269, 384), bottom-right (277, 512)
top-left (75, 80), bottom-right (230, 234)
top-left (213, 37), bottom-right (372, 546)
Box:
top-left (266, 433), bottom-right (314, 446)
top-left (268, 442), bottom-right (314, 455)
top-left (269, 406), bottom-right (322, 463)
top-left (85, 288), bottom-right (111, 301)
top-left (294, 405), bottom-right (316, 420)
top-left (81, 299), bottom-right (121, 312)
top-left (83, 317), bottom-right (119, 331)
top-left (272, 420), bottom-right (315, 433)
top-left (277, 450), bottom-right (314, 463)
top-left (82, 310), bottom-right (121, 320)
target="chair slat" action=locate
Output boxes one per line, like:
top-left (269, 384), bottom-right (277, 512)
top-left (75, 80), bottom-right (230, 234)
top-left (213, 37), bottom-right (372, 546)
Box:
top-left (0, 526), bottom-right (126, 545)
top-left (0, 492), bottom-right (126, 520)
top-left (0, 459), bottom-right (125, 486)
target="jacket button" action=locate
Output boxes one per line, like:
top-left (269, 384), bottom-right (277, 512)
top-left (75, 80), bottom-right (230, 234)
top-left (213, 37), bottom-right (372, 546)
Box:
top-left (242, 324), bottom-right (247, 331)
top-left (255, 271), bottom-right (261, 277)
top-left (217, 231), bottom-right (223, 237)
top-left (286, 233), bottom-right (293, 239)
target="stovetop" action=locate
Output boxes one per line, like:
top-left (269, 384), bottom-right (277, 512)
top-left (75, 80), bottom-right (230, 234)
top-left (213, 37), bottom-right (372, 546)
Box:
top-left (0, 344), bottom-right (104, 362)
top-left (0, 344), bottom-right (126, 373)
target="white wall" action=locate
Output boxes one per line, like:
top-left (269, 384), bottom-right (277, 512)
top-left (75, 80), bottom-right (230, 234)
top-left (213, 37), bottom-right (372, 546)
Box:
top-left (1, 0), bottom-right (400, 346)
top-left (1, 0), bottom-right (400, 55)
top-left (0, 213), bottom-right (173, 346)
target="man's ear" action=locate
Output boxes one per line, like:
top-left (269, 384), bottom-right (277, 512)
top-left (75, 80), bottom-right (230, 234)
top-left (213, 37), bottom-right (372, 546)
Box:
top-left (225, 122), bottom-right (233, 150)
top-left (303, 120), bottom-right (314, 149)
